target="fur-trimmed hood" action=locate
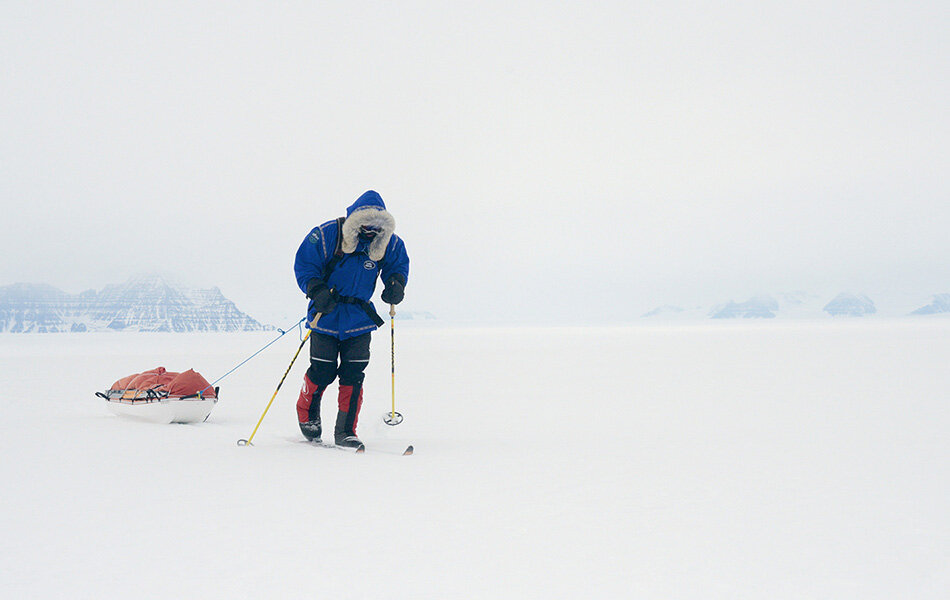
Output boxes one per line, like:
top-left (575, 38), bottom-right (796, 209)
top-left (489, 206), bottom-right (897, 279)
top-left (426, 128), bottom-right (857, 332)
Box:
top-left (340, 190), bottom-right (395, 261)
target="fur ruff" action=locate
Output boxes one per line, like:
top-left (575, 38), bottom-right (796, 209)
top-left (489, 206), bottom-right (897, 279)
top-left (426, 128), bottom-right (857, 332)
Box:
top-left (340, 207), bottom-right (395, 261)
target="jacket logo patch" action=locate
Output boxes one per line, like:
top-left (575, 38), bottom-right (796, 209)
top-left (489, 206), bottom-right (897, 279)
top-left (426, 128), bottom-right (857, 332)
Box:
top-left (309, 232), bottom-right (320, 244)
top-left (363, 260), bottom-right (377, 270)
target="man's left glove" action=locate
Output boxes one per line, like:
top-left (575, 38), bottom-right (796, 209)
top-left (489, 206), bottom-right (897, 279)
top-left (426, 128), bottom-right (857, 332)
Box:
top-left (380, 274), bottom-right (406, 305)
top-left (306, 279), bottom-right (337, 314)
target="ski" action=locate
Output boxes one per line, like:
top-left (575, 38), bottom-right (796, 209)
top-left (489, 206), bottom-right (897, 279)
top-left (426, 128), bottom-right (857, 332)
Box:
top-left (308, 441), bottom-right (365, 453)
top-left (298, 439), bottom-right (413, 455)
top-left (360, 443), bottom-right (413, 456)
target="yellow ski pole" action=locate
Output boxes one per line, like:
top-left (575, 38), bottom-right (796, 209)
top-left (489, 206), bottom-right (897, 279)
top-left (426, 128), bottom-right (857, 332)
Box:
top-left (384, 304), bottom-right (404, 426)
top-left (238, 327), bottom-right (313, 446)
top-left (390, 304), bottom-right (396, 420)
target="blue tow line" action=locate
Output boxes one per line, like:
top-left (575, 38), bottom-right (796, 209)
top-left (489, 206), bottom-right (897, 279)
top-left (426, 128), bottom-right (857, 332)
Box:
top-left (198, 318), bottom-right (306, 397)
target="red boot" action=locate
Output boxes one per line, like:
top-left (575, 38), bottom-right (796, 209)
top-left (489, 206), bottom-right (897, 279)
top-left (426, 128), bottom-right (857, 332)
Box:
top-left (296, 373), bottom-right (324, 442)
top-left (334, 384), bottom-right (364, 448)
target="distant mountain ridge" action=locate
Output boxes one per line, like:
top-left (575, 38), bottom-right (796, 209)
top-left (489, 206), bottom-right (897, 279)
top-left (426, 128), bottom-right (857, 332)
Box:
top-left (0, 275), bottom-right (266, 332)
top-left (711, 295), bottom-right (780, 319)
top-left (643, 291), bottom-right (950, 320)
top-left (394, 310), bottom-right (437, 321)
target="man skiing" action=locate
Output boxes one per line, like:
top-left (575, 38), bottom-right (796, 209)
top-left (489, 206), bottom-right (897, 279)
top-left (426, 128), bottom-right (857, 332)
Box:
top-left (293, 190), bottom-right (409, 448)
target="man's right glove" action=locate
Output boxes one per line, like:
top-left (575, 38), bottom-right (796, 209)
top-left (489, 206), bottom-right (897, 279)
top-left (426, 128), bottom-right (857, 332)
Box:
top-left (306, 279), bottom-right (337, 314)
top-left (380, 274), bottom-right (406, 305)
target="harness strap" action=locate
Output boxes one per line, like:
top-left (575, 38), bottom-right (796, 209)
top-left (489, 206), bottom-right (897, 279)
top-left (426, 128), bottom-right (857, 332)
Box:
top-left (316, 217), bottom-right (386, 329)
top-left (322, 216), bottom-right (347, 281)
top-left (334, 295), bottom-right (385, 327)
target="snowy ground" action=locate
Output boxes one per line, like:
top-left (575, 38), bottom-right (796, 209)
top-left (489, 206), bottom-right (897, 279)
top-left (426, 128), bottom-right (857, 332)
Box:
top-left (0, 321), bottom-right (947, 599)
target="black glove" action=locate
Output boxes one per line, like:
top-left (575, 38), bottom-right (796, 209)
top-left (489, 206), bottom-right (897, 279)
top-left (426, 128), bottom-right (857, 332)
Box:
top-left (306, 279), bottom-right (337, 314)
top-left (380, 274), bottom-right (406, 305)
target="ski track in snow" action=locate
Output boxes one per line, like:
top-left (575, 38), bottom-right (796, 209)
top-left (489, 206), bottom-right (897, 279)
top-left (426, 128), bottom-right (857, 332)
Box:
top-left (0, 321), bottom-right (948, 599)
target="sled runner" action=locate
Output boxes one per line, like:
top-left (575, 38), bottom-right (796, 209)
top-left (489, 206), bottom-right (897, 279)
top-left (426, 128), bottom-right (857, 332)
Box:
top-left (96, 367), bottom-right (218, 424)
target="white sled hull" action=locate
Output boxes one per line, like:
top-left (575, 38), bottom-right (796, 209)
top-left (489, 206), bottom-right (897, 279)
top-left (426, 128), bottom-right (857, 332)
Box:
top-left (105, 398), bottom-right (217, 424)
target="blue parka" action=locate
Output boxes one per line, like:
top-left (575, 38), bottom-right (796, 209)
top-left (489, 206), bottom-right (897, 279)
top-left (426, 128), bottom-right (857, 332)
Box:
top-left (294, 191), bottom-right (410, 340)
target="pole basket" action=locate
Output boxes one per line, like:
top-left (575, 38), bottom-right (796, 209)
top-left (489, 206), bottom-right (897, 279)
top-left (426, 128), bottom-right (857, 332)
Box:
top-left (383, 411), bottom-right (404, 426)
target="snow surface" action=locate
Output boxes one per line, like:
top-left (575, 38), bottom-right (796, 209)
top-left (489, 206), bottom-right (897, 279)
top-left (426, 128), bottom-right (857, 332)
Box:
top-left (1, 322), bottom-right (948, 599)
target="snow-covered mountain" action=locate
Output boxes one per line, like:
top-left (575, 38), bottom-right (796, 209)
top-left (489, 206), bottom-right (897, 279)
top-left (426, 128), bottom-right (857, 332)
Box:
top-left (710, 295), bottom-right (780, 319)
top-left (641, 305), bottom-right (687, 318)
top-left (0, 275), bottom-right (266, 332)
top-left (644, 292), bottom-right (825, 320)
top-left (823, 293), bottom-right (877, 317)
top-left (393, 310), bottom-right (437, 321)
top-left (910, 293), bottom-right (950, 315)
top-left (642, 290), bottom-right (947, 320)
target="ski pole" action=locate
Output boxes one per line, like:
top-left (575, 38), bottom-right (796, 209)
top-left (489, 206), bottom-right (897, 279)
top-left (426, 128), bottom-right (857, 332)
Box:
top-left (238, 326), bottom-right (313, 446)
top-left (383, 304), bottom-right (403, 426)
top-left (390, 304), bottom-right (396, 420)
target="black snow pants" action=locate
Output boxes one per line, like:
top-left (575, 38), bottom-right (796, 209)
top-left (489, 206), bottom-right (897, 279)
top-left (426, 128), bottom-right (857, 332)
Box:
top-left (306, 331), bottom-right (372, 387)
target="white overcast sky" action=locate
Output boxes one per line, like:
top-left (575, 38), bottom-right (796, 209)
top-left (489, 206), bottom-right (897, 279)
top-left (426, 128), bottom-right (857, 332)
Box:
top-left (1, 1), bottom-right (947, 323)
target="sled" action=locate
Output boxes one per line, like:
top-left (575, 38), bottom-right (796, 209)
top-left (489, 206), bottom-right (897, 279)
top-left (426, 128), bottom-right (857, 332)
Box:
top-left (96, 367), bottom-right (218, 424)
